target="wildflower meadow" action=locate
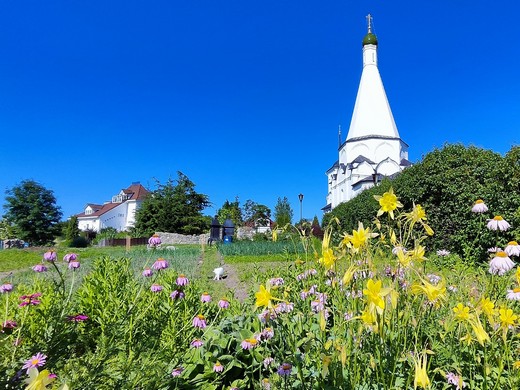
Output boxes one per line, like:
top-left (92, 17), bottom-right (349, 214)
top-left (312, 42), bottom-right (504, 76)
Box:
top-left (2, 189), bottom-right (520, 389)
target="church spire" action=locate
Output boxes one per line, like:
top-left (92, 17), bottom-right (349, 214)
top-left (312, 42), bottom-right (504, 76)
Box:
top-left (346, 14), bottom-right (399, 141)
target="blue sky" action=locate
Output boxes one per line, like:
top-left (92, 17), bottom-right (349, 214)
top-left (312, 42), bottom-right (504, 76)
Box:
top-left (0, 1), bottom-right (518, 223)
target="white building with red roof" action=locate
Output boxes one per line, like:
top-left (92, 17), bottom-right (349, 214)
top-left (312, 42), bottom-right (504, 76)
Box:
top-left (76, 182), bottom-right (149, 232)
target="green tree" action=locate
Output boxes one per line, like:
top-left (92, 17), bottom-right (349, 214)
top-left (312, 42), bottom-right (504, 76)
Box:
top-left (0, 219), bottom-right (17, 240)
top-left (3, 180), bottom-right (62, 246)
top-left (242, 200), bottom-right (271, 227)
top-left (64, 215), bottom-right (81, 241)
top-left (274, 196), bottom-right (293, 227)
top-left (216, 197), bottom-right (243, 226)
top-left (134, 172), bottom-right (211, 236)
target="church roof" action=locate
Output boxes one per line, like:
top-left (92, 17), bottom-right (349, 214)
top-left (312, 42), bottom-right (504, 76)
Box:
top-left (346, 15), bottom-right (400, 142)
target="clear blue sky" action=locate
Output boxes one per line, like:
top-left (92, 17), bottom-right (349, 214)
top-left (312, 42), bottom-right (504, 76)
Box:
top-left (0, 1), bottom-right (518, 223)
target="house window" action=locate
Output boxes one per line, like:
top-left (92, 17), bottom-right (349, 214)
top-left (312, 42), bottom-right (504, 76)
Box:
top-left (85, 209), bottom-right (92, 215)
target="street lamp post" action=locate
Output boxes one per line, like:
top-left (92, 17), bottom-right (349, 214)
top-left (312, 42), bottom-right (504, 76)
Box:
top-left (298, 193), bottom-right (304, 223)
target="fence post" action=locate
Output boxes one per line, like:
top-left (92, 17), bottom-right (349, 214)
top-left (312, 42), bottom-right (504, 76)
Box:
top-left (126, 236), bottom-right (131, 251)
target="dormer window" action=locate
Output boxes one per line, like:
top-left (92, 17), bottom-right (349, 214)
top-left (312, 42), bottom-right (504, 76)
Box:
top-left (85, 208), bottom-right (92, 215)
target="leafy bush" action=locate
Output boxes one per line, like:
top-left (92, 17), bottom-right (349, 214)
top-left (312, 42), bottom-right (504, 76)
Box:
top-left (70, 236), bottom-right (89, 248)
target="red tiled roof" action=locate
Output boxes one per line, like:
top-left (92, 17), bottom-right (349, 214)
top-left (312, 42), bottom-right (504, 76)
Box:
top-left (76, 183), bottom-right (149, 218)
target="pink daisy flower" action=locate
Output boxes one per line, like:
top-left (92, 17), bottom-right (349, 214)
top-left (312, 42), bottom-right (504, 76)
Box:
top-left (142, 268), bottom-right (153, 277)
top-left (22, 352), bottom-right (47, 373)
top-left (150, 284), bottom-right (163, 293)
top-left (171, 367), bottom-right (184, 377)
top-left (277, 363), bottom-right (293, 376)
top-left (67, 314), bottom-right (89, 322)
top-left (241, 338), bottom-right (258, 350)
top-left (19, 293), bottom-right (42, 307)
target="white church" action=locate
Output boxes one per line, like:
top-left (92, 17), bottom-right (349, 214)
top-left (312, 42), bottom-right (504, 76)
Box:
top-left (324, 15), bottom-right (411, 212)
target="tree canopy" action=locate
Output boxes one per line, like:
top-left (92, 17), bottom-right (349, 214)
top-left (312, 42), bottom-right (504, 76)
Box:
top-left (3, 179), bottom-right (62, 246)
top-left (216, 197), bottom-right (243, 226)
top-left (133, 172), bottom-right (211, 236)
top-left (274, 196), bottom-right (293, 227)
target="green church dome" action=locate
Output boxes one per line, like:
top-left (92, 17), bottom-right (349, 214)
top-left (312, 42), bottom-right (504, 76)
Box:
top-left (362, 32), bottom-right (378, 46)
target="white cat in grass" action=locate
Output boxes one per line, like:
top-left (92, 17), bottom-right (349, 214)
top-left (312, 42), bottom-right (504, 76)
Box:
top-left (213, 267), bottom-right (224, 280)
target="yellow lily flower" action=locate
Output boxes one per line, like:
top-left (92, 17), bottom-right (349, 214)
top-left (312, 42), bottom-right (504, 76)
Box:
top-left (363, 279), bottom-right (392, 314)
top-left (453, 303), bottom-right (472, 322)
top-left (374, 187), bottom-right (403, 219)
top-left (255, 284), bottom-right (273, 308)
top-left (411, 279), bottom-right (446, 307)
top-left (413, 352), bottom-right (430, 389)
top-left (25, 368), bottom-right (56, 390)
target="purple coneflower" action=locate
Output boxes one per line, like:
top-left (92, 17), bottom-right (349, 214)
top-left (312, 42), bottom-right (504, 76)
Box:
top-left (152, 258), bottom-right (169, 270)
top-left (192, 314), bottom-right (207, 329)
top-left (471, 199), bottom-right (488, 213)
top-left (277, 362), bottom-right (293, 376)
top-left (43, 251), bottom-right (57, 262)
top-left (32, 264), bottom-right (47, 273)
top-left (67, 314), bottom-right (89, 322)
top-left (22, 352), bottom-right (47, 373)
top-left (171, 367), bottom-right (184, 377)
top-left (150, 284), bottom-right (163, 293)
top-left (142, 268), bottom-right (153, 277)
top-left (487, 216), bottom-right (511, 231)
top-left (63, 253), bottom-right (77, 263)
top-left (218, 298), bottom-right (230, 309)
top-left (269, 277), bottom-right (284, 287)
top-left (201, 292), bottom-right (212, 303)
top-left (260, 327), bottom-right (274, 340)
top-left (213, 361), bottom-right (224, 373)
top-left (263, 357), bottom-right (274, 368)
top-left (176, 274), bottom-right (189, 286)
top-left (190, 339), bottom-right (203, 348)
top-left (19, 293), bottom-right (42, 307)
top-left (0, 283), bottom-right (13, 293)
top-left (170, 290), bottom-right (185, 300)
top-left (241, 338), bottom-right (258, 350)
top-left (148, 234), bottom-right (162, 247)
top-left (446, 371), bottom-right (467, 389)
top-left (68, 261), bottom-right (80, 270)
top-left (1, 320), bottom-right (17, 335)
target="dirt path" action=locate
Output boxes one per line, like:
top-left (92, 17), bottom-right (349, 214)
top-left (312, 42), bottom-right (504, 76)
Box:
top-left (215, 252), bottom-right (249, 303)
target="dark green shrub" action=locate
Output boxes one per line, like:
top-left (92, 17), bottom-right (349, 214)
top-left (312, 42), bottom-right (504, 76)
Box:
top-left (70, 236), bottom-right (89, 248)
